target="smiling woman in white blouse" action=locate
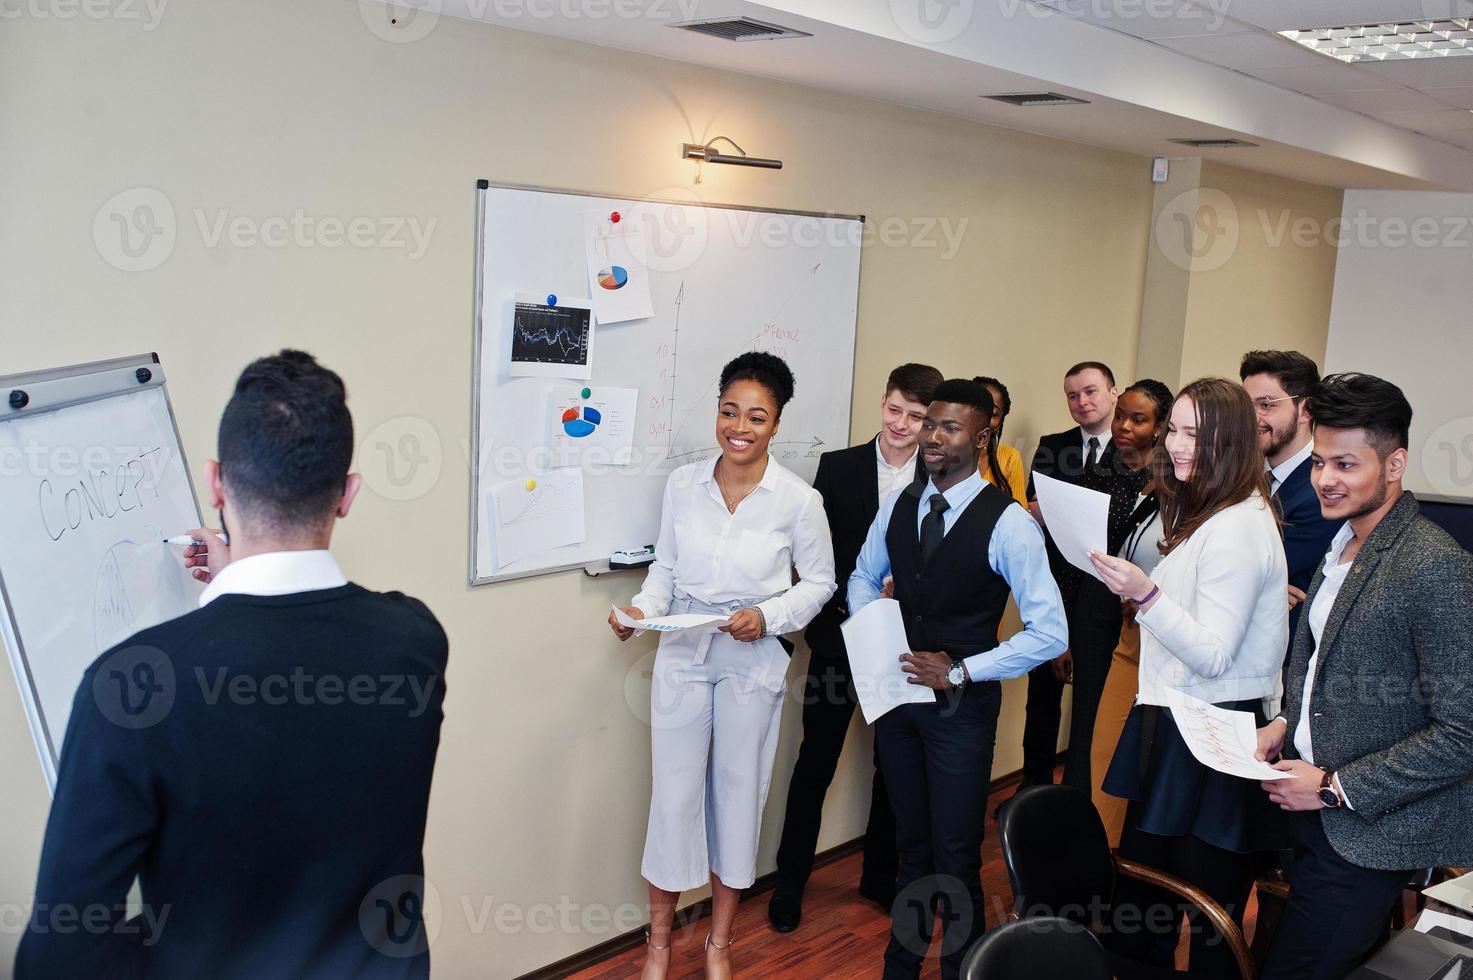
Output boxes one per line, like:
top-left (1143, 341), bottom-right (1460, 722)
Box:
top-left (608, 352), bottom-right (836, 980)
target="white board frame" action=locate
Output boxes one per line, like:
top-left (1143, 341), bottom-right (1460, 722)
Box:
top-left (468, 181), bottom-right (864, 587)
top-left (0, 353), bottom-right (201, 790)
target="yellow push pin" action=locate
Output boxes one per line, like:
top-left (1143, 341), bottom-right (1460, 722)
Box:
top-left (525, 479), bottom-right (537, 492)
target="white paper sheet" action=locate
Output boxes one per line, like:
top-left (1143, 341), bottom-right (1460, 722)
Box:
top-left (584, 212), bottom-right (654, 325)
top-left (1416, 908), bottom-right (1473, 942)
top-left (610, 604), bottom-right (729, 635)
top-left (841, 598), bottom-right (936, 725)
top-left (548, 384), bottom-right (637, 468)
top-left (1031, 471), bottom-right (1111, 583)
top-left (509, 293), bottom-right (594, 379)
top-left (487, 468), bottom-right (586, 570)
top-left (1425, 874), bottom-right (1473, 917)
top-left (1165, 687), bottom-right (1292, 781)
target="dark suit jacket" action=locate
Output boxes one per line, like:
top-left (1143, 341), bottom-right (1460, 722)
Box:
top-left (1275, 454), bottom-right (1345, 643)
top-left (1027, 426), bottom-right (1115, 609)
top-left (804, 437), bottom-right (923, 655)
top-left (1281, 493), bottom-right (1473, 871)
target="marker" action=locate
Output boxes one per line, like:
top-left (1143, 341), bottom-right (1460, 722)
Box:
top-left (164, 533), bottom-right (229, 547)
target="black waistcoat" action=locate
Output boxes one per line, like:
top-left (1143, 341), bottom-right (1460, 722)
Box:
top-left (886, 479), bottom-right (1014, 660)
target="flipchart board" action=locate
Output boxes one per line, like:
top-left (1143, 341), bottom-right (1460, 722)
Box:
top-left (470, 182), bottom-right (864, 584)
top-left (0, 354), bottom-right (202, 790)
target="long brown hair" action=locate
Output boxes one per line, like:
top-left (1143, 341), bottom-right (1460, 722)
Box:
top-left (1157, 377), bottom-right (1274, 556)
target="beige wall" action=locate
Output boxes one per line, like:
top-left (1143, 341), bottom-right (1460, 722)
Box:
top-left (0, 3), bottom-right (1332, 977)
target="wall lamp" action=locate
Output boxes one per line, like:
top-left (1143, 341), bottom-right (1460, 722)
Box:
top-left (681, 137), bottom-right (782, 182)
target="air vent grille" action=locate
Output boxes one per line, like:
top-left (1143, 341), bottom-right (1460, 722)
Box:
top-left (671, 17), bottom-right (812, 41)
top-left (1167, 138), bottom-right (1259, 148)
top-left (983, 92), bottom-right (1090, 107)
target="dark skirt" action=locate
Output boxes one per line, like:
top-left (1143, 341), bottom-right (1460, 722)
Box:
top-left (1103, 699), bottom-right (1289, 854)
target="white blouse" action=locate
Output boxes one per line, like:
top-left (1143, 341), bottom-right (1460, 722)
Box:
top-left (632, 456), bottom-right (837, 637)
top-left (1135, 492), bottom-right (1288, 709)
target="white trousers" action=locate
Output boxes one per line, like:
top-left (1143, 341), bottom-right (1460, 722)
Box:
top-left (641, 628), bottom-right (789, 892)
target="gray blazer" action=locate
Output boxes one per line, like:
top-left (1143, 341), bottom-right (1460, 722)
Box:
top-left (1281, 492), bottom-right (1473, 871)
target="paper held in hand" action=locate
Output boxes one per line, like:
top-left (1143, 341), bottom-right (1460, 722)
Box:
top-left (610, 604), bottom-right (729, 635)
top-left (841, 598), bottom-right (936, 725)
top-left (1030, 471), bottom-right (1111, 583)
top-left (1165, 687), bottom-right (1292, 781)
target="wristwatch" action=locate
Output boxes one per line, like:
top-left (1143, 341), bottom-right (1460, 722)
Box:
top-left (946, 660), bottom-right (968, 690)
top-left (1318, 770), bottom-right (1344, 810)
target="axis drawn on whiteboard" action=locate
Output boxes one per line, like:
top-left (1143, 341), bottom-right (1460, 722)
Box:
top-left (663, 262), bottom-right (823, 461)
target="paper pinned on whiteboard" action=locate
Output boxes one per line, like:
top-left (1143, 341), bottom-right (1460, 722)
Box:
top-left (488, 468), bottom-right (586, 570)
top-left (510, 293), bottom-right (593, 379)
top-left (548, 384), bottom-right (637, 468)
top-left (584, 212), bottom-right (654, 325)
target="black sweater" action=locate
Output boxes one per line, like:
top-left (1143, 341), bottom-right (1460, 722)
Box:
top-left (15, 584), bottom-right (447, 980)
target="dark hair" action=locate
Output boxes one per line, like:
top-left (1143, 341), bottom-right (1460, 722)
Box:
top-left (1122, 379), bottom-right (1174, 425)
top-left (1157, 377), bottom-right (1274, 556)
top-left (933, 379), bottom-right (1010, 498)
top-left (1239, 350), bottom-right (1320, 399)
top-left (719, 351), bottom-right (795, 417)
top-left (1308, 372), bottom-right (1413, 459)
top-left (1066, 361), bottom-right (1115, 387)
top-left (972, 375), bottom-right (1013, 430)
top-left (218, 349), bottom-right (354, 529)
top-left (885, 363), bottom-right (943, 406)
top-left (972, 375), bottom-right (1015, 497)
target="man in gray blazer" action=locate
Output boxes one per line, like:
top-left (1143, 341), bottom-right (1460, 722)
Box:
top-left (1255, 372), bottom-right (1473, 980)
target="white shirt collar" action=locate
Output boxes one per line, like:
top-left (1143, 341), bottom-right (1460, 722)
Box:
top-left (1268, 439), bottom-right (1315, 492)
top-left (199, 550), bottom-right (349, 607)
top-left (1324, 520), bottom-right (1356, 568)
top-left (874, 435), bottom-right (918, 475)
top-left (1081, 427), bottom-right (1107, 456)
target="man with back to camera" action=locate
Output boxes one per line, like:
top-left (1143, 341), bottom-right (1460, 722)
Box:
top-left (849, 379), bottom-right (1067, 980)
top-left (1239, 350), bottom-right (1344, 670)
top-left (1256, 373), bottom-right (1473, 980)
top-left (1018, 361), bottom-right (1118, 791)
top-left (16, 350), bottom-right (448, 980)
top-left (768, 363), bottom-right (943, 932)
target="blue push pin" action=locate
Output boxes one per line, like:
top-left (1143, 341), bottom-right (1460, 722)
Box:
top-left (546, 293), bottom-right (557, 307)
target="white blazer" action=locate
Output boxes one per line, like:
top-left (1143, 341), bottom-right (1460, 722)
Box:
top-left (1135, 492), bottom-right (1289, 709)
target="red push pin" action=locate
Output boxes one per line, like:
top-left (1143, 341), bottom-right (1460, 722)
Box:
top-left (610, 210), bottom-right (621, 224)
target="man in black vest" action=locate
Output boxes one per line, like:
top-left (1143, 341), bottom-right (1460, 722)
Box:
top-left (769, 363), bottom-right (942, 932)
top-left (1019, 361), bottom-right (1118, 790)
top-left (849, 379), bottom-right (1068, 980)
top-left (16, 351), bottom-right (447, 980)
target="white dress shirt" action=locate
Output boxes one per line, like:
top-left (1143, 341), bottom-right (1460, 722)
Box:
top-left (876, 437), bottom-right (919, 504)
top-left (199, 550), bottom-right (348, 607)
top-left (1294, 522), bottom-right (1355, 765)
top-left (1135, 493), bottom-right (1289, 708)
top-left (632, 456), bottom-right (836, 637)
top-left (1081, 427), bottom-right (1107, 465)
top-left (1268, 440), bottom-right (1314, 497)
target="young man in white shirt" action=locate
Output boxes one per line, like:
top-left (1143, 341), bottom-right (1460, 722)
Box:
top-left (769, 363), bottom-right (943, 932)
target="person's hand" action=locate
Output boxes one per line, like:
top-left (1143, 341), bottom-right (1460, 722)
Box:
top-left (880, 576), bottom-right (895, 600)
top-left (1051, 649), bottom-right (1074, 685)
top-left (719, 608), bottom-right (764, 643)
top-left (1255, 717), bottom-right (1288, 763)
top-left (609, 606), bottom-right (643, 641)
top-left (901, 650), bottom-right (955, 689)
top-left (182, 527), bottom-right (230, 584)
top-left (1287, 585), bottom-right (1307, 611)
top-left (1262, 760), bottom-right (1327, 811)
top-left (1089, 551), bottom-right (1154, 603)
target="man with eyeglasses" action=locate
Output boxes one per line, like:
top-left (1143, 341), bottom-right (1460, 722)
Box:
top-left (1240, 351), bottom-right (1344, 670)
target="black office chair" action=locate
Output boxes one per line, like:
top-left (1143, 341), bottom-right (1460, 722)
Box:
top-left (961, 916), bottom-right (1111, 980)
top-left (996, 784), bottom-right (1255, 980)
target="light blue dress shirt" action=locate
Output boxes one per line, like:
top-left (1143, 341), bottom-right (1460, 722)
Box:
top-left (848, 469), bottom-right (1068, 683)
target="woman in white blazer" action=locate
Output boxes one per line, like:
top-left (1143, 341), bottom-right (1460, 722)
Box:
top-left (1089, 377), bottom-right (1289, 975)
top-left (608, 352), bottom-right (836, 980)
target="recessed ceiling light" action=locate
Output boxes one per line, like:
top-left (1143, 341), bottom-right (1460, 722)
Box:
top-left (1279, 19), bottom-right (1473, 62)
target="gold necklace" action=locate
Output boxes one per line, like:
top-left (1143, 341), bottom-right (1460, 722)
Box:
top-left (715, 458), bottom-right (762, 513)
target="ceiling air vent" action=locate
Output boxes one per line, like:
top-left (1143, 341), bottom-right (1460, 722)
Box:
top-left (984, 92), bottom-right (1090, 107)
top-left (670, 17), bottom-right (812, 41)
top-left (1168, 138), bottom-right (1259, 148)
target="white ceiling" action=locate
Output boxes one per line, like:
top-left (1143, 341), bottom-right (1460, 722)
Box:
top-left (400, 0), bottom-right (1473, 190)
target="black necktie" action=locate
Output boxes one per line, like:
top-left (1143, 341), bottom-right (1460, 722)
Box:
top-left (920, 493), bottom-right (950, 569)
top-left (1086, 436), bottom-right (1100, 471)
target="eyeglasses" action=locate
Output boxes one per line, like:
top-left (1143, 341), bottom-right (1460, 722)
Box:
top-left (1252, 395), bottom-right (1298, 415)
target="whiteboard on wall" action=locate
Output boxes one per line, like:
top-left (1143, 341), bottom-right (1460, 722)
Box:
top-left (1325, 190), bottom-right (1473, 503)
top-left (0, 354), bottom-right (203, 789)
top-left (470, 182), bottom-right (863, 584)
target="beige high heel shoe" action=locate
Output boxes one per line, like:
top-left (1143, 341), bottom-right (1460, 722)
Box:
top-left (704, 931), bottom-right (733, 980)
top-left (640, 930), bottom-right (672, 980)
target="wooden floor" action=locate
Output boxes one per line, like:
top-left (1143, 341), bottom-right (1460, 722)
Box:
top-left (568, 767), bottom-right (1239, 979)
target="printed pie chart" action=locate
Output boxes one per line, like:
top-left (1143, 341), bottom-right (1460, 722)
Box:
top-left (561, 406), bottom-right (602, 438)
top-left (597, 266), bottom-right (629, 290)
